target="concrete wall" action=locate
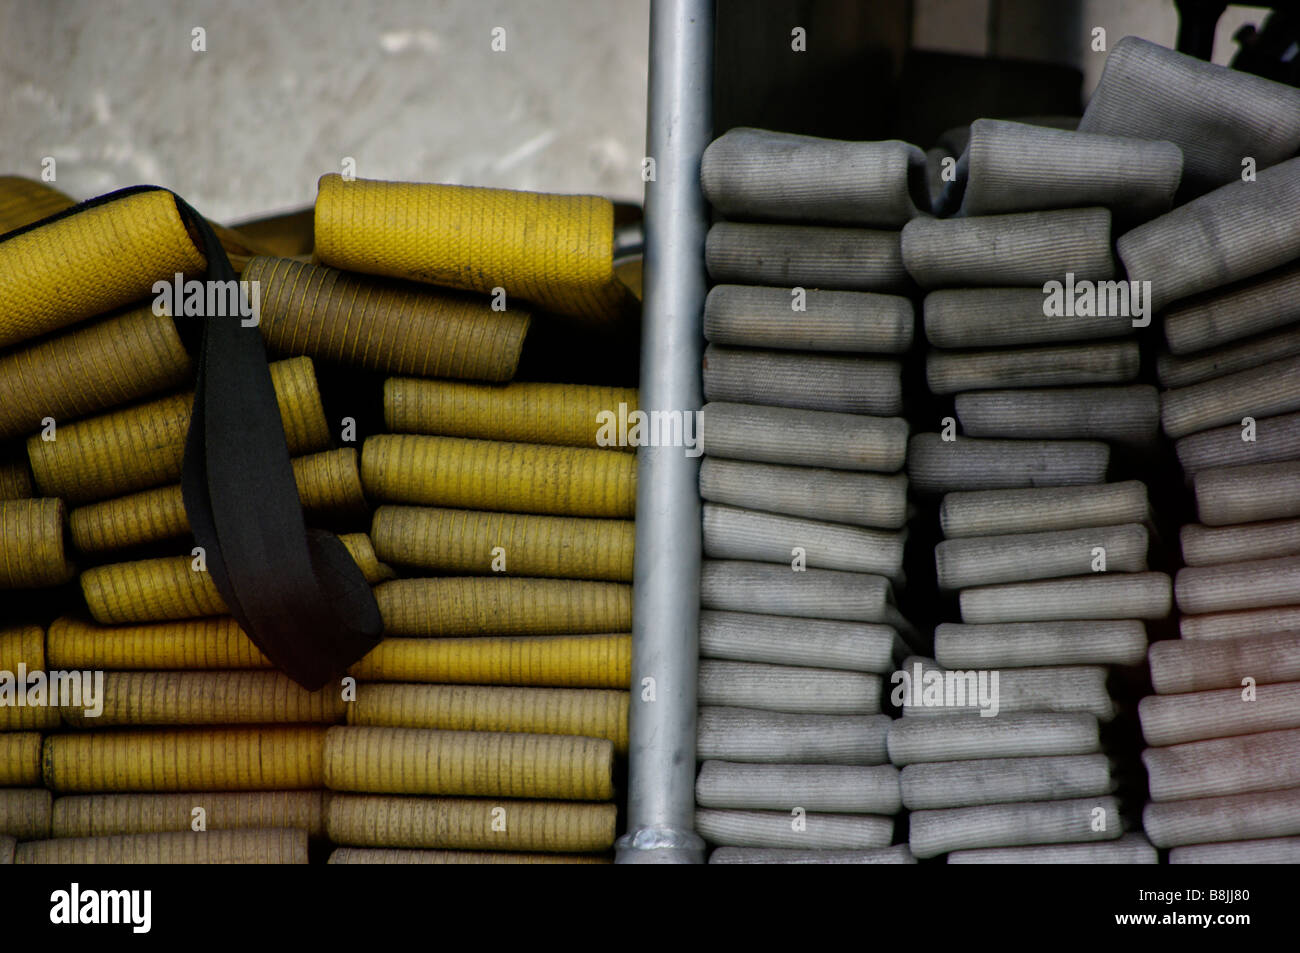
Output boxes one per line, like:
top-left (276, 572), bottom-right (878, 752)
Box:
top-left (0, 0), bottom-right (650, 223)
top-left (0, 0), bottom-right (1276, 223)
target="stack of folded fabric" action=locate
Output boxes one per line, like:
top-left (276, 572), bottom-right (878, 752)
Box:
top-left (308, 176), bottom-right (637, 863)
top-left (1124, 62), bottom-right (1300, 862)
top-left (688, 128), bottom-right (922, 864)
top-left (890, 480), bottom-right (1166, 863)
top-left (895, 88), bottom-right (1199, 862)
top-left (0, 179), bottom-right (337, 863)
top-left (0, 624), bottom-right (58, 865)
top-left (0, 180), bottom-right (77, 864)
top-left (340, 375), bottom-right (635, 863)
top-left (0, 173), bottom-right (640, 863)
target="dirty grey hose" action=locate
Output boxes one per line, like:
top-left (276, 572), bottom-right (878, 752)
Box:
top-left (1078, 36), bottom-right (1300, 192)
top-left (701, 128), bottom-right (929, 226)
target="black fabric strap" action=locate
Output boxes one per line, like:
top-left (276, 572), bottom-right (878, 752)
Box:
top-left (172, 192), bottom-right (382, 690)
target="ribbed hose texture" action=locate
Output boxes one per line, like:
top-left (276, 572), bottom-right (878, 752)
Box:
top-left (958, 573), bottom-right (1172, 623)
top-left (348, 683), bottom-right (629, 752)
top-left (362, 434), bottom-right (635, 517)
top-left (58, 671), bottom-right (346, 728)
top-left (699, 458), bottom-right (908, 529)
top-left (900, 755), bottom-right (1114, 810)
top-left (322, 726), bottom-right (613, 800)
top-left (924, 288), bottom-right (1134, 349)
top-left (907, 796), bottom-right (1121, 859)
top-left (699, 609), bottom-right (895, 672)
top-left (1140, 683), bottom-right (1300, 746)
top-left (1175, 411), bottom-right (1300, 474)
top-left (926, 341), bottom-right (1139, 393)
top-left (1161, 354), bottom-right (1300, 439)
top-left (0, 498), bottom-right (73, 589)
top-left (327, 848), bottom-right (609, 864)
top-left (70, 448), bottom-right (367, 553)
top-left (948, 118), bottom-right (1181, 220)
top-left (948, 834), bottom-right (1158, 864)
top-left (1119, 158), bottom-right (1300, 312)
top-left (27, 356), bottom-right (330, 504)
top-left (700, 402), bottom-right (907, 472)
top-left (0, 189), bottom-right (206, 351)
top-left (955, 386), bottom-right (1158, 443)
top-left (1163, 261), bottom-right (1300, 355)
top-left (700, 560), bottom-right (902, 627)
top-left (697, 708), bottom-right (892, 765)
top-left (46, 616), bottom-right (271, 670)
top-left (703, 345), bottom-right (902, 415)
top-left (348, 635), bottom-right (630, 689)
top-left (1193, 461), bottom-right (1300, 525)
top-left (14, 829), bottom-right (308, 864)
top-left (51, 791), bottom-right (326, 838)
top-left (1148, 632), bottom-right (1300, 693)
top-left (374, 577), bottom-right (631, 637)
top-left (939, 481), bottom-right (1149, 538)
top-left (314, 174), bottom-right (627, 322)
top-left (901, 208), bottom-right (1114, 289)
top-left (371, 506), bottom-right (633, 581)
top-left (696, 761), bottom-right (902, 813)
top-left (695, 809), bottom-right (894, 850)
top-left (705, 285), bottom-right (914, 353)
top-left (887, 712), bottom-right (1100, 765)
top-left (0, 625), bottom-right (45, 670)
top-left (1158, 324), bottom-right (1300, 388)
top-left (1143, 788), bottom-right (1300, 847)
top-left (1180, 518), bottom-right (1300, 567)
top-left (0, 307), bottom-right (191, 441)
top-left (245, 256), bottom-right (529, 380)
top-left (324, 794), bottom-right (617, 852)
top-left (702, 503), bottom-right (905, 580)
top-left (705, 222), bottom-right (908, 291)
top-left (42, 727), bottom-right (327, 792)
top-left (0, 733), bottom-right (41, 786)
top-left (934, 620), bottom-right (1148, 669)
top-left (935, 523), bottom-right (1148, 590)
top-left (701, 128), bottom-right (929, 226)
top-left (908, 435), bottom-right (1110, 496)
top-left (384, 378), bottom-right (637, 448)
top-left (0, 789), bottom-right (52, 839)
top-left (1078, 35), bottom-right (1300, 191)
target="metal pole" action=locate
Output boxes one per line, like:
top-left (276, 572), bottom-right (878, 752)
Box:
top-left (616, 0), bottom-right (713, 865)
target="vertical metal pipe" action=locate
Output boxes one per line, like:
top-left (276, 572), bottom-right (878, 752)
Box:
top-left (615, 0), bottom-right (713, 864)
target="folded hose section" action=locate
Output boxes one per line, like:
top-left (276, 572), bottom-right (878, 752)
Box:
top-left (313, 174), bottom-right (630, 322)
top-left (695, 123), bottom-right (919, 862)
top-left (243, 256), bottom-right (530, 381)
top-left (1131, 81), bottom-right (1300, 858)
top-left (0, 176), bottom-right (636, 863)
top-left (0, 186), bottom-right (382, 691)
top-left (679, 31), bottom-right (1300, 862)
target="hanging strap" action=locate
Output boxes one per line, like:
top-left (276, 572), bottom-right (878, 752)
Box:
top-left (173, 191), bottom-right (382, 690)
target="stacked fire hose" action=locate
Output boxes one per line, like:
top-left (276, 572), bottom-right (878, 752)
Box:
top-left (901, 37), bottom-right (1300, 864)
top-left (5, 33), bottom-right (1300, 867)
top-left (686, 37), bottom-right (1300, 865)
top-left (690, 128), bottom-right (922, 863)
top-left (0, 174), bottom-right (637, 863)
top-left (1136, 151), bottom-right (1300, 861)
top-left (895, 107), bottom-right (1185, 862)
